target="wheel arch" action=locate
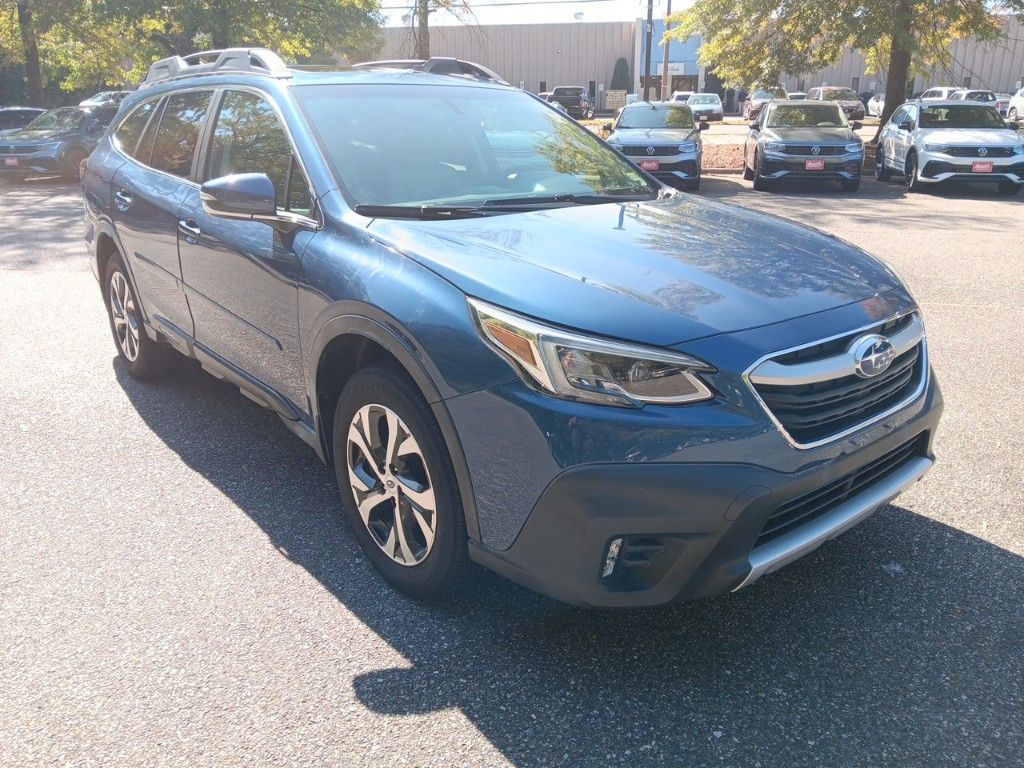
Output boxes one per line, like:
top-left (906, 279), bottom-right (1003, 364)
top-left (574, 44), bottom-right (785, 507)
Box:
top-left (309, 312), bottom-right (482, 541)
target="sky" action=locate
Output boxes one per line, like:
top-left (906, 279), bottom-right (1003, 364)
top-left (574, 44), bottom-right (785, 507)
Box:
top-left (380, 0), bottom-right (682, 28)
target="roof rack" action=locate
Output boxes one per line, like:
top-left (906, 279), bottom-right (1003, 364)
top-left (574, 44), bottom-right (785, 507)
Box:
top-left (142, 48), bottom-right (291, 86)
top-left (351, 57), bottom-right (508, 86)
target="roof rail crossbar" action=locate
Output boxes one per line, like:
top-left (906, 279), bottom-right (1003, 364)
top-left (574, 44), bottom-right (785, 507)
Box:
top-left (142, 47), bottom-right (291, 86)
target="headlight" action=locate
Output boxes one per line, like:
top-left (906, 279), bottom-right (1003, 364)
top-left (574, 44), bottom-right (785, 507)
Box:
top-left (468, 298), bottom-right (715, 407)
top-left (763, 141), bottom-right (786, 152)
top-left (679, 141), bottom-right (697, 153)
top-left (923, 143), bottom-right (949, 152)
top-left (1012, 145), bottom-right (1024, 155)
top-left (845, 142), bottom-right (863, 153)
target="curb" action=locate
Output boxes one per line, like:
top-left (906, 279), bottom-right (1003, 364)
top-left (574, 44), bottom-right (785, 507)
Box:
top-left (703, 168), bottom-right (743, 174)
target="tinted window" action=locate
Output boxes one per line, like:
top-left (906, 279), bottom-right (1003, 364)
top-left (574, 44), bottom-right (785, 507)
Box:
top-left (206, 90), bottom-right (312, 215)
top-left (920, 105), bottom-right (1004, 129)
top-left (24, 107), bottom-right (89, 131)
top-left (114, 100), bottom-right (159, 158)
top-left (767, 104), bottom-right (847, 128)
top-left (296, 83), bottom-right (650, 208)
top-left (618, 105), bottom-right (694, 129)
top-left (150, 91), bottom-right (211, 178)
top-left (821, 88), bottom-right (859, 101)
top-left (890, 107), bottom-right (907, 125)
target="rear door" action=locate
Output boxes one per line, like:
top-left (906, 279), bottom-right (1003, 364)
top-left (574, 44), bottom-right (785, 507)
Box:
top-left (110, 90), bottom-right (214, 339)
top-left (177, 88), bottom-right (318, 413)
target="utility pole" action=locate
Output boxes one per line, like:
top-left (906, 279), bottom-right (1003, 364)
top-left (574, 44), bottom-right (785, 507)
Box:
top-left (642, 0), bottom-right (654, 102)
top-left (661, 0), bottom-right (672, 101)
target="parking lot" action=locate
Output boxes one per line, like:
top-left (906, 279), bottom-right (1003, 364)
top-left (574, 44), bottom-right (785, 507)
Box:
top-left (1, 176), bottom-right (1021, 766)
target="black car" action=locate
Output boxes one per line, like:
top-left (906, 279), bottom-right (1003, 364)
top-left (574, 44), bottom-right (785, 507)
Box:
top-left (744, 100), bottom-right (865, 191)
top-left (0, 105), bottom-right (118, 182)
top-left (0, 107), bottom-right (45, 134)
top-left (547, 86), bottom-right (594, 119)
top-left (806, 87), bottom-right (867, 120)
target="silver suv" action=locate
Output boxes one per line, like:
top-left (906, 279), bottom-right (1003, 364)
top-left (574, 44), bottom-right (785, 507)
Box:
top-left (604, 101), bottom-right (709, 190)
top-left (875, 100), bottom-right (1024, 195)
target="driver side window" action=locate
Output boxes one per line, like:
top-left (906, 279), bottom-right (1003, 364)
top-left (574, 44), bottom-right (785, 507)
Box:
top-left (206, 90), bottom-right (314, 217)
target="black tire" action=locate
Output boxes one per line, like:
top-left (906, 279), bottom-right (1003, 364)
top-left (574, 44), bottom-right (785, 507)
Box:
top-left (1009, 107), bottom-right (1018, 121)
top-left (752, 151), bottom-right (772, 192)
top-left (840, 177), bottom-right (861, 192)
top-left (63, 148), bottom-right (87, 181)
top-left (874, 152), bottom-right (892, 182)
top-left (103, 253), bottom-right (174, 380)
top-left (905, 152), bottom-right (923, 193)
top-left (684, 175), bottom-right (701, 192)
top-left (997, 179), bottom-right (1023, 196)
top-left (742, 158), bottom-right (754, 181)
top-left (332, 366), bottom-right (469, 600)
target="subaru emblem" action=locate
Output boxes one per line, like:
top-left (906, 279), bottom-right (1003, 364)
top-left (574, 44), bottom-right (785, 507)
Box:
top-left (850, 334), bottom-right (896, 378)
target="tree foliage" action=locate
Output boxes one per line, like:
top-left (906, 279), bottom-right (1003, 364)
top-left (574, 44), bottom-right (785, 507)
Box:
top-left (610, 56), bottom-right (630, 92)
top-left (667, 0), bottom-right (1024, 127)
top-left (0, 0), bottom-right (383, 103)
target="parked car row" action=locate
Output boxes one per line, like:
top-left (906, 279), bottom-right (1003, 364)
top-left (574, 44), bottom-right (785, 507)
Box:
top-left (78, 48), bottom-right (943, 607)
top-left (0, 104), bottom-right (119, 182)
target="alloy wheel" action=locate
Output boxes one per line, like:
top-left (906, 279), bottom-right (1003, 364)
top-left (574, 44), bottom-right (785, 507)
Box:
top-left (346, 403), bottom-right (437, 566)
top-left (109, 271), bottom-right (140, 361)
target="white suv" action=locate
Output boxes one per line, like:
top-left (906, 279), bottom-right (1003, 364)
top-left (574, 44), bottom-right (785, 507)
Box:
top-left (920, 87), bottom-right (960, 100)
top-left (875, 100), bottom-right (1024, 195)
top-left (1008, 88), bottom-right (1024, 121)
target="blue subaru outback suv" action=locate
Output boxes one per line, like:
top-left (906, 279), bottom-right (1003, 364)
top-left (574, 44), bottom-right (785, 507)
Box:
top-left (82, 49), bottom-right (942, 607)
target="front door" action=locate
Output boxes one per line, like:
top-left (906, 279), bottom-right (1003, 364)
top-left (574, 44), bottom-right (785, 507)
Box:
top-left (177, 89), bottom-right (318, 414)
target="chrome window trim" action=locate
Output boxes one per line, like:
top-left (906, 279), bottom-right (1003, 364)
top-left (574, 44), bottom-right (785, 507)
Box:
top-left (742, 309), bottom-right (929, 450)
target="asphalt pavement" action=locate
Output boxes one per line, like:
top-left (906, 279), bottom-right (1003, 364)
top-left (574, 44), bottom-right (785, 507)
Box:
top-left (1, 176), bottom-right (1021, 767)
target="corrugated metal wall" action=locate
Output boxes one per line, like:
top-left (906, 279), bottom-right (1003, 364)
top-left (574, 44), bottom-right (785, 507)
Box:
top-left (782, 16), bottom-right (1024, 93)
top-left (380, 22), bottom-right (636, 93)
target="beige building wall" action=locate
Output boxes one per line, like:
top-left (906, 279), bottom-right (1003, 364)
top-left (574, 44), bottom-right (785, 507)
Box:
top-left (379, 22), bottom-right (635, 94)
top-left (784, 16), bottom-right (1024, 94)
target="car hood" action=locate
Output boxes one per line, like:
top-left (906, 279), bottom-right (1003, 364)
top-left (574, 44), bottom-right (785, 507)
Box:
top-left (689, 103), bottom-right (722, 111)
top-left (762, 126), bottom-right (856, 143)
top-left (0, 127), bottom-right (74, 143)
top-left (366, 195), bottom-right (902, 347)
top-left (610, 127), bottom-right (699, 144)
top-left (916, 128), bottom-right (1022, 145)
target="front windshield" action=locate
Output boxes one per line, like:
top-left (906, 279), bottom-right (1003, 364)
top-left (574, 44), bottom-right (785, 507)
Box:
top-left (920, 105), bottom-right (1005, 129)
top-left (821, 89), bottom-right (859, 101)
top-left (617, 105), bottom-right (694, 129)
top-left (25, 107), bottom-right (87, 131)
top-left (296, 84), bottom-right (651, 208)
top-left (753, 87), bottom-right (787, 100)
top-left (688, 95), bottom-right (720, 105)
top-left (767, 104), bottom-right (847, 128)
top-left (965, 91), bottom-right (996, 102)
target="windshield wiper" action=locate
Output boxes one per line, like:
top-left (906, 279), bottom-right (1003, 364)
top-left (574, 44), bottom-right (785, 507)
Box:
top-left (353, 204), bottom-right (492, 220)
top-left (480, 192), bottom-right (654, 208)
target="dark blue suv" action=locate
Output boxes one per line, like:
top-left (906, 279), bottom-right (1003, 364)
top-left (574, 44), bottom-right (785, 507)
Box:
top-left (82, 49), bottom-right (942, 607)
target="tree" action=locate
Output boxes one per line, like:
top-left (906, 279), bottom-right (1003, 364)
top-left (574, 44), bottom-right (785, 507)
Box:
top-left (667, 0), bottom-right (1024, 133)
top-left (610, 56), bottom-right (630, 92)
top-left (403, 0), bottom-right (473, 58)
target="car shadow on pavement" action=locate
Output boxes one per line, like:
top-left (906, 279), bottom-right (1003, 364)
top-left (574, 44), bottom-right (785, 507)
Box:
top-left (0, 180), bottom-right (87, 270)
top-left (115, 356), bottom-right (1023, 767)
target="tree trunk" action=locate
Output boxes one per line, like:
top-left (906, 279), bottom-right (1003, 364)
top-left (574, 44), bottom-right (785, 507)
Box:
top-left (874, 0), bottom-right (913, 141)
top-left (415, 0), bottom-right (431, 59)
top-left (15, 0), bottom-right (44, 107)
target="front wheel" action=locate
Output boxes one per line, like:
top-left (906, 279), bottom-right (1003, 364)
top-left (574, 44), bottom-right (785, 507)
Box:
top-left (752, 152), bottom-right (772, 192)
top-left (104, 253), bottom-right (174, 379)
top-left (905, 152), bottom-right (923, 193)
top-left (63, 148), bottom-right (88, 181)
top-left (840, 178), bottom-right (861, 192)
top-left (333, 366), bottom-right (469, 600)
top-left (1009, 107), bottom-right (1018, 121)
top-left (875, 152), bottom-right (892, 181)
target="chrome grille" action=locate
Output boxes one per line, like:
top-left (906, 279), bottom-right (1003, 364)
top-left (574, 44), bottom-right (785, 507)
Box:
top-left (0, 145), bottom-right (36, 155)
top-left (780, 145), bottom-right (847, 156)
top-left (748, 313), bottom-right (927, 447)
top-left (620, 145), bottom-right (680, 157)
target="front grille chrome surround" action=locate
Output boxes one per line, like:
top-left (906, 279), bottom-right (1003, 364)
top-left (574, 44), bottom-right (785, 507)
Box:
top-left (744, 310), bottom-right (929, 449)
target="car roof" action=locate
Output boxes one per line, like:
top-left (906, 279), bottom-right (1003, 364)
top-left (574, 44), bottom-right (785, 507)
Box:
top-left (914, 99), bottom-right (998, 107)
top-left (0, 106), bottom-right (44, 111)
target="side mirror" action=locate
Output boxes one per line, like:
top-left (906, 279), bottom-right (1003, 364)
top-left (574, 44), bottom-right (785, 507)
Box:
top-left (898, 121), bottom-right (914, 132)
top-left (851, 121), bottom-right (863, 131)
top-left (1008, 121), bottom-right (1020, 131)
top-left (201, 173), bottom-right (277, 220)
top-left (699, 121), bottom-right (710, 131)
top-left (749, 122), bottom-right (759, 130)
top-left (602, 122), bottom-right (613, 132)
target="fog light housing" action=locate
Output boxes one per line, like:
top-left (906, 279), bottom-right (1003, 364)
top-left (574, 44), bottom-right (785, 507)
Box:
top-left (601, 538), bottom-right (623, 578)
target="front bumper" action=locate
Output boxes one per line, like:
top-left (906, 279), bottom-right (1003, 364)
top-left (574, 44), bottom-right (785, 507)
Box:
top-left (0, 146), bottom-right (65, 176)
top-left (917, 152), bottom-right (1024, 183)
top-left (762, 149), bottom-right (864, 181)
top-left (621, 151), bottom-right (700, 183)
top-left (469, 377), bottom-right (941, 607)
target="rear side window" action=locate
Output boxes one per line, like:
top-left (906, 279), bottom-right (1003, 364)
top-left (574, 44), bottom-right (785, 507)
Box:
top-left (150, 91), bottom-right (212, 178)
top-left (205, 90), bottom-right (313, 216)
top-left (114, 102), bottom-right (158, 157)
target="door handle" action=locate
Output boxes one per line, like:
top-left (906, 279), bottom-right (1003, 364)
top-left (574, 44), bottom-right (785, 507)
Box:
top-left (113, 189), bottom-right (133, 212)
top-left (178, 219), bottom-right (201, 243)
